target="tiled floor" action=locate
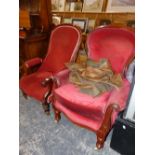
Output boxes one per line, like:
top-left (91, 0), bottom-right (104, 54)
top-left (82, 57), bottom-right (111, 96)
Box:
top-left (19, 92), bottom-right (120, 155)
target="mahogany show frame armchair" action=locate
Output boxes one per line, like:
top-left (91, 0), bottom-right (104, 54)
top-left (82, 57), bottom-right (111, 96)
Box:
top-left (20, 24), bottom-right (82, 114)
top-left (49, 26), bottom-right (135, 149)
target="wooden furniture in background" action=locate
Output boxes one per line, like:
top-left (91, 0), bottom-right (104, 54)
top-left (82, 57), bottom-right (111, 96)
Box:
top-left (19, 33), bottom-right (48, 77)
top-left (19, 0), bottom-right (52, 77)
top-left (19, 0), bottom-right (51, 32)
top-left (19, 10), bottom-right (31, 30)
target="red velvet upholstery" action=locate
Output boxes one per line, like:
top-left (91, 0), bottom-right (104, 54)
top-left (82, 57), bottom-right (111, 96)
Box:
top-left (87, 27), bottom-right (135, 73)
top-left (24, 57), bottom-right (42, 68)
top-left (39, 25), bottom-right (82, 74)
top-left (53, 27), bottom-right (135, 132)
top-left (54, 79), bottom-right (130, 131)
top-left (20, 25), bottom-right (82, 102)
top-left (20, 71), bottom-right (52, 100)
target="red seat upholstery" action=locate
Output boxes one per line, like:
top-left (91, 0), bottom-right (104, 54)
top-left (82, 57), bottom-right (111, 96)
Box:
top-left (20, 24), bottom-right (82, 112)
top-left (20, 71), bottom-right (52, 101)
top-left (51, 26), bottom-right (135, 149)
top-left (54, 79), bottom-right (130, 131)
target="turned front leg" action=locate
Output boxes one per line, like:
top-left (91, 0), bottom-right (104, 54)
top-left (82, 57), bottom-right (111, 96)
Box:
top-left (42, 102), bottom-right (50, 115)
top-left (95, 104), bottom-right (119, 150)
top-left (96, 124), bottom-right (110, 149)
top-left (53, 105), bottom-right (61, 123)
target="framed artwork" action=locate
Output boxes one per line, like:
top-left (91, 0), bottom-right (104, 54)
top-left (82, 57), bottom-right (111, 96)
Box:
top-left (62, 18), bottom-right (72, 24)
top-left (70, 2), bottom-right (83, 12)
top-left (51, 0), bottom-right (59, 11)
top-left (65, 2), bottom-right (70, 11)
top-left (106, 0), bottom-right (135, 12)
top-left (72, 18), bottom-right (88, 33)
top-left (52, 15), bottom-right (62, 25)
top-left (82, 0), bottom-right (105, 12)
top-left (51, 0), bottom-right (66, 12)
top-left (59, 0), bottom-right (66, 11)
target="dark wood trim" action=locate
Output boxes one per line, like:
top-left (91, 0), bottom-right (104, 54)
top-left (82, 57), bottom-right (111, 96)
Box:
top-left (53, 104), bottom-right (61, 123)
top-left (40, 0), bottom-right (51, 32)
top-left (96, 104), bottom-right (120, 149)
top-left (41, 77), bottom-right (54, 114)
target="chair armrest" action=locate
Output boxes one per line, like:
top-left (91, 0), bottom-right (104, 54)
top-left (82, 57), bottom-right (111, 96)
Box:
top-left (42, 69), bottom-right (70, 103)
top-left (21, 57), bottom-right (43, 77)
top-left (106, 79), bottom-right (131, 125)
top-left (24, 57), bottom-right (43, 69)
top-left (54, 69), bottom-right (70, 86)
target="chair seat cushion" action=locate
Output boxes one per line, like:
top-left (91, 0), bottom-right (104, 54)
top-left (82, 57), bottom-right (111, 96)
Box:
top-left (54, 79), bottom-right (130, 127)
top-left (20, 71), bottom-right (52, 101)
top-left (54, 100), bottom-right (101, 131)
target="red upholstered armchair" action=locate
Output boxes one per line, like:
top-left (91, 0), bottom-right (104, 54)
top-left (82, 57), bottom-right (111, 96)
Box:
top-left (20, 24), bottom-right (82, 114)
top-left (50, 26), bottom-right (135, 149)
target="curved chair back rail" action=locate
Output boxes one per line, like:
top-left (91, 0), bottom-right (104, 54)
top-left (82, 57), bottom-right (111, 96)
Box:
top-left (87, 27), bottom-right (135, 74)
top-left (39, 24), bottom-right (82, 74)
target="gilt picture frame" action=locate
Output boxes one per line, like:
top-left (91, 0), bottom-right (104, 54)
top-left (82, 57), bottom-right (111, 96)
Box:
top-left (70, 2), bottom-right (83, 12)
top-left (51, 0), bottom-right (66, 12)
top-left (82, 0), bottom-right (105, 12)
top-left (106, 0), bottom-right (135, 12)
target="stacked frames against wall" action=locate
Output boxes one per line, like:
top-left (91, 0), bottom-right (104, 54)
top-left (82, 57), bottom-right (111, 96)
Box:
top-left (51, 0), bottom-right (135, 32)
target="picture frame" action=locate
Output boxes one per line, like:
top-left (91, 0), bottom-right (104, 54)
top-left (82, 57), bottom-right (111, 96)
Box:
top-left (65, 2), bottom-right (70, 11)
top-left (51, 0), bottom-right (66, 12)
top-left (52, 15), bottom-right (62, 25)
top-left (51, 0), bottom-right (59, 11)
top-left (72, 18), bottom-right (88, 33)
top-left (59, 0), bottom-right (66, 11)
top-left (106, 0), bottom-right (135, 12)
top-left (70, 2), bottom-right (83, 12)
top-left (82, 0), bottom-right (105, 12)
top-left (62, 18), bottom-right (72, 24)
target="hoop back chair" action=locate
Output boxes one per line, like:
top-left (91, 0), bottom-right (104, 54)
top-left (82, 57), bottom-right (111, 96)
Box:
top-left (20, 24), bottom-right (82, 114)
top-left (51, 26), bottom-right (135, 149)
